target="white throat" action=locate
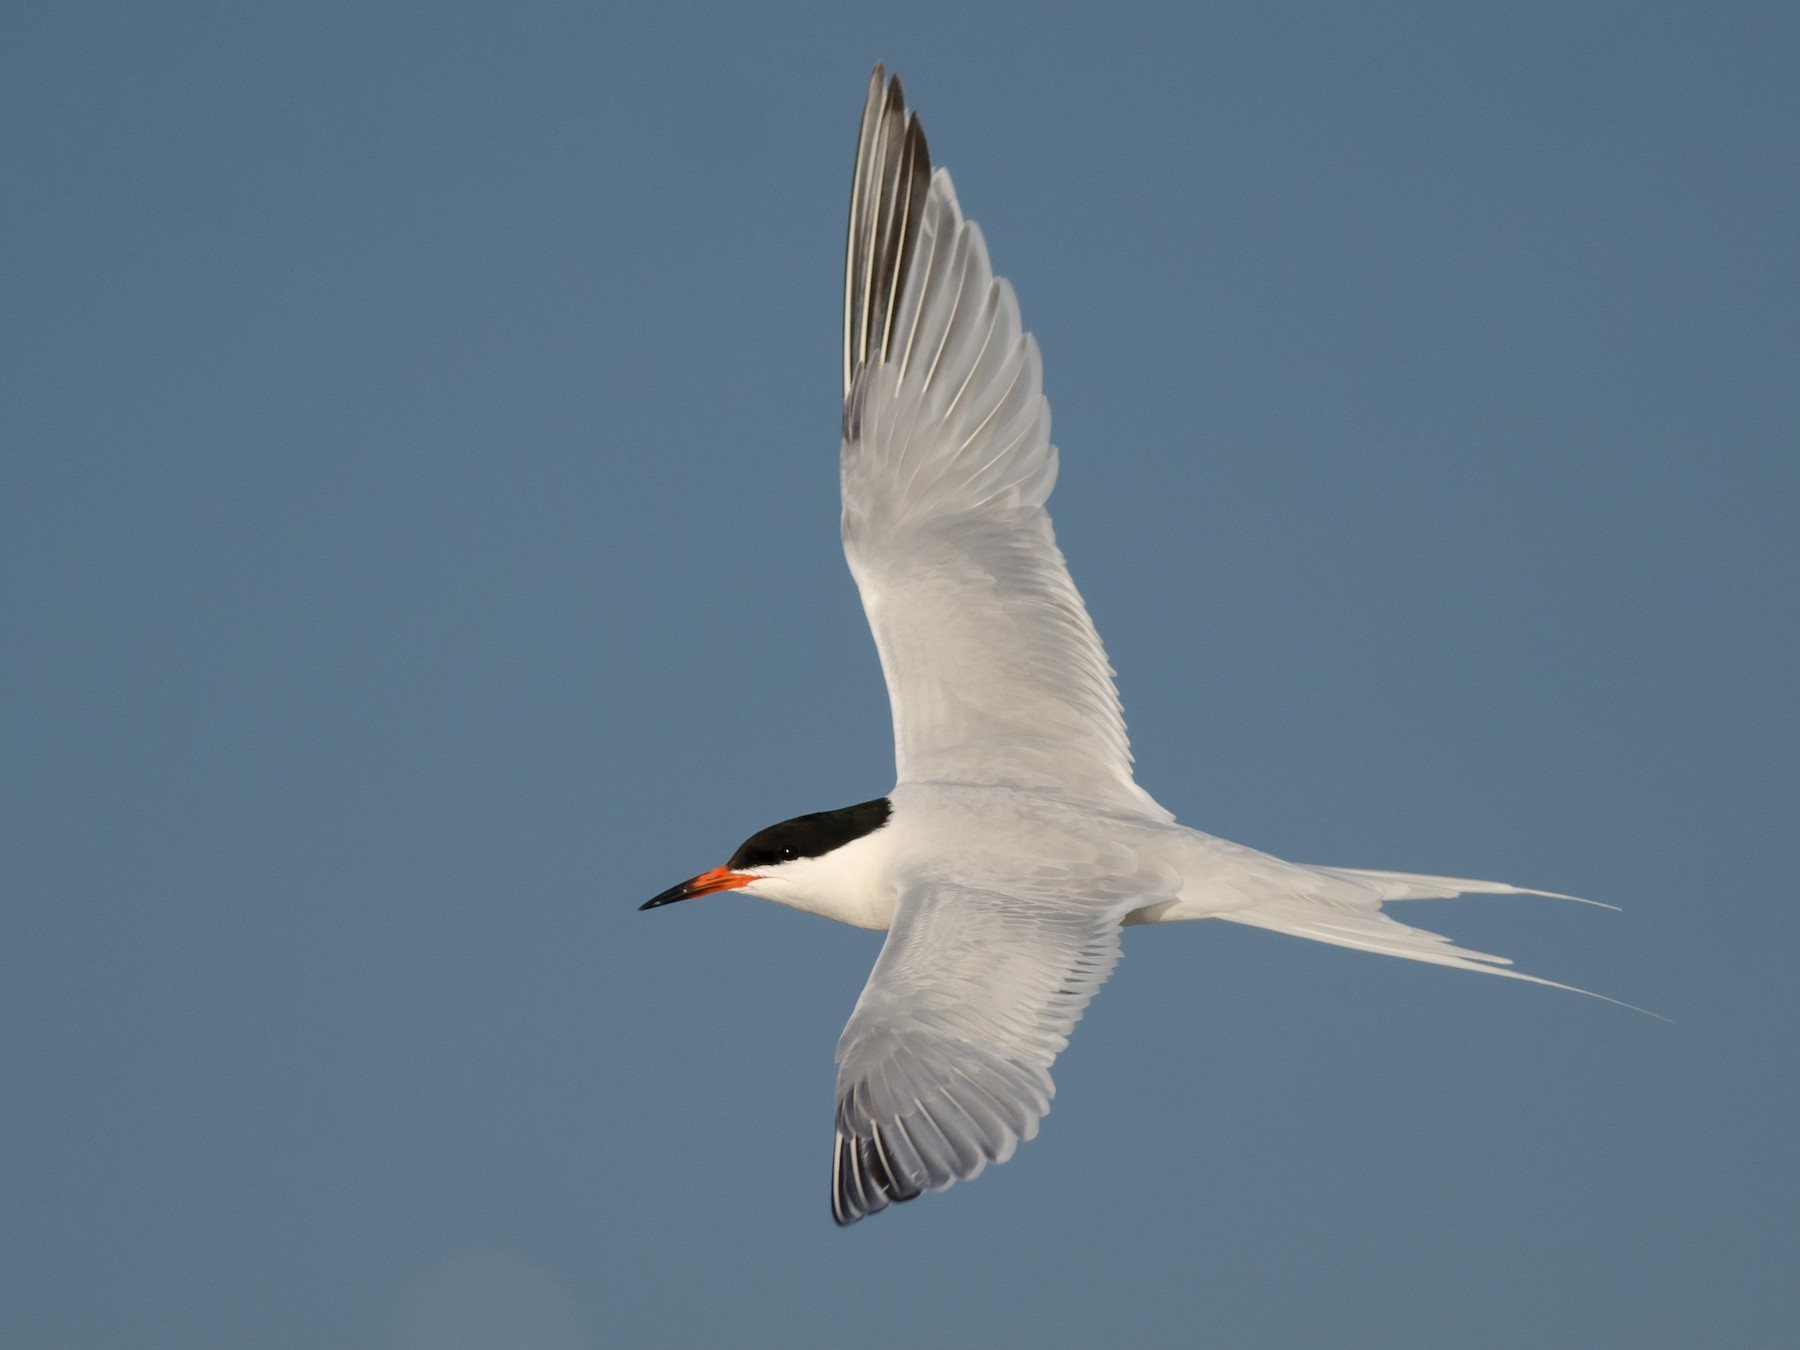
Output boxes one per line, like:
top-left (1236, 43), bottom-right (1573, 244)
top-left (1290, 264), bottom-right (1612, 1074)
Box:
top-left (740, 828), bottom-right (897, 930)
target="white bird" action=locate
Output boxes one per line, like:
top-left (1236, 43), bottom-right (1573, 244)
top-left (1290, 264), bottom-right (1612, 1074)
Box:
top-left (643, 66), bottom-right (1625, 1226)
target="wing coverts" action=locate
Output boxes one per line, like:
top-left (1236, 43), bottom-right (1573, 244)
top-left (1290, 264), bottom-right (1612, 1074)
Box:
top-left (832, 880), bottom-right (1124, 1224)
top-left (839, 66), bottom-right (1168, 820)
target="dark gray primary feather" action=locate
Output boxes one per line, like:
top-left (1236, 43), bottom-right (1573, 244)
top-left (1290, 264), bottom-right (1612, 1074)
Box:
top-left (843, 65), bottom-right (931, 400)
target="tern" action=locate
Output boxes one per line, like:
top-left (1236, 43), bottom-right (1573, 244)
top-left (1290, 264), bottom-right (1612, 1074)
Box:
top-left (643, 66), bottom-right (1623, 1226)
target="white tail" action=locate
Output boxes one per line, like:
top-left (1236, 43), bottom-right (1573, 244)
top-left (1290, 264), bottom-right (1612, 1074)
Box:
top-left (1131, 836), bottom-right (1663, 1018)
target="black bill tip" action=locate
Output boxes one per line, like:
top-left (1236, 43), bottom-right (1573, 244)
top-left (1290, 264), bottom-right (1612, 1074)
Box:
top-left (639, 866), bottom-right (753, 912)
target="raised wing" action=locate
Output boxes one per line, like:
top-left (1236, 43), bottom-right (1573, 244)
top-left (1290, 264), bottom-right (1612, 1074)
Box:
top-left (840, 67), bottom-right (1169, 820)
top-left (831, 877), bottom-right (1125, 1225)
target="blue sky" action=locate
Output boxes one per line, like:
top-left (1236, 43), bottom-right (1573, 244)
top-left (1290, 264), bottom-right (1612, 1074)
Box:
top-left (3, 2), bottom-right (1795, 1346)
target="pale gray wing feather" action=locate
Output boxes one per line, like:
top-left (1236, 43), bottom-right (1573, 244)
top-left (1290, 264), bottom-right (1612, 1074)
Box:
top-left (831, 878), bottom-right (1125, 1225)
top-left (840, 68), bottom-right (1170, 820)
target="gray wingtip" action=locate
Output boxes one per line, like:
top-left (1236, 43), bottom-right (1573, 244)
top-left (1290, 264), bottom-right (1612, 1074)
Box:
top-left (831, 1117), bottom-right (927, 1226)
top-left (843, 65), bottom-right (933, 401)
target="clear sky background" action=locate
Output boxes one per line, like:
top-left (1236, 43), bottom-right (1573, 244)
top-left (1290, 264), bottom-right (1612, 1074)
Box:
top-left (3, 2), bottom-right (1795, 1347)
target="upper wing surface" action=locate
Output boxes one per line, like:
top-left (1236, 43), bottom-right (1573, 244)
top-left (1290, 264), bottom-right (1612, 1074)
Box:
top-left (840, 68), bottom-right (1168, 819)
top-left (831, 874), bottom-right (1126, 1224)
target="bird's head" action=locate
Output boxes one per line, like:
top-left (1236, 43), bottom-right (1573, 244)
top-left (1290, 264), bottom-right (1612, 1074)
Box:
top-left (641, 797), bottom-right (894, 922)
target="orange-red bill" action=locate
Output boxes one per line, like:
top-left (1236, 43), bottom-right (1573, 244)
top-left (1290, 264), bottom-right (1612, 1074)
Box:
top-left (639, 865), bottom-right (755, 911)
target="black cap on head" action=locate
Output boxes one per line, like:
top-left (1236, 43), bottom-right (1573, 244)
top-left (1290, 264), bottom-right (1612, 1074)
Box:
top-left (728, 798), bottom-right (892, 870)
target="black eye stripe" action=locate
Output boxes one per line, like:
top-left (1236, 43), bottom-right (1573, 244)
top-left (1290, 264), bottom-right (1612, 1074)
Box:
top-left (729, 798), bottom-right (892, 869)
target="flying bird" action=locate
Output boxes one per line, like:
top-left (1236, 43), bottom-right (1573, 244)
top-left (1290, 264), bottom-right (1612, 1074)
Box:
top-left (643, 66), bottom-right (1621, 1226)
